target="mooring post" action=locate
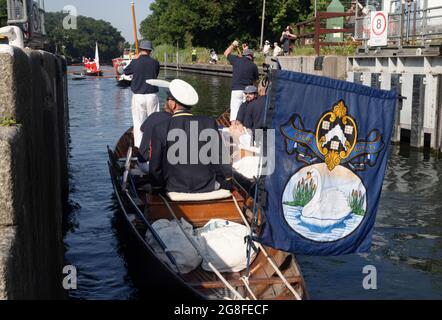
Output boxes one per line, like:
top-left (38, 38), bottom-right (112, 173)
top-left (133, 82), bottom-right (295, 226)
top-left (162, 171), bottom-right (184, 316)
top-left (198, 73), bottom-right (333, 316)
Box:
top-left (176, 52), bottom-right (179, 70)
top-left (410, 74), bottom-right (425, 148)
top-left (391, 73), bottom-right (402, 144)
top-left (436, 75), bottom-right (442, 157)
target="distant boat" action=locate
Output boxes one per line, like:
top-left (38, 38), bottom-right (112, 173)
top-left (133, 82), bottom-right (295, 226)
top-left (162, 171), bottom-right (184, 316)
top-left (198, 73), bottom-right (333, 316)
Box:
top-left (112, 49), bottom-right (133, 87)
top-left (72, 73), bottom-right (86, 81)
top-left (83, 42), bottom-right (103, 76)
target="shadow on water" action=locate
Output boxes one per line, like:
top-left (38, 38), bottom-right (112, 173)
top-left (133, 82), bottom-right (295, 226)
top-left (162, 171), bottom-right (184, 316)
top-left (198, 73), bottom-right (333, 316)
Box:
top-left (65, 67), bottom-right (442, 300)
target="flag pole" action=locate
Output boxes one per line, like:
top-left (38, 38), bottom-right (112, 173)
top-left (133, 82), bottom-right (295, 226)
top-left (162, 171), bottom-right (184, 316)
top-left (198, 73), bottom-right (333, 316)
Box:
top-left (260, 0), bottom-right (266, 49)
top-left (131, 0), bottom-right (139, 54)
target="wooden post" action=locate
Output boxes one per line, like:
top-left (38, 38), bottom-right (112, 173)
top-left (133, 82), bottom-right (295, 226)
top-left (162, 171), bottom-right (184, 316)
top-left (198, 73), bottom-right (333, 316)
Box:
top-left (131, 1), bottom-right (139, 54)
top-left (176, 52), bottom-right (179, 70)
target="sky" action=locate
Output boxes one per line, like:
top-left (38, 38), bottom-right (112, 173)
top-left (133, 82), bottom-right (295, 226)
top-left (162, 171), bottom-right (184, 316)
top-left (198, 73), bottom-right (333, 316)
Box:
top-left (44, 0), bottom-right (154, 43)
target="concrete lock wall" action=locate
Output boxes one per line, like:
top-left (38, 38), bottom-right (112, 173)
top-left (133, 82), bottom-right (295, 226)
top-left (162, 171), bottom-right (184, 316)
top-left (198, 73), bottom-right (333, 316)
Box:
top-left (347, 55), bottom-right (442, 153)
top-left (274, 56), bottom-right (348, 80)
top-left (0, 44), bottom-right (68, 299)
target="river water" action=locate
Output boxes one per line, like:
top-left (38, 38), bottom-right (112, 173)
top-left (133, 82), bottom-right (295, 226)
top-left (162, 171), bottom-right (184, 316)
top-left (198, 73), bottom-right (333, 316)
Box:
top-left (65, 66), bottom-right (442, 300)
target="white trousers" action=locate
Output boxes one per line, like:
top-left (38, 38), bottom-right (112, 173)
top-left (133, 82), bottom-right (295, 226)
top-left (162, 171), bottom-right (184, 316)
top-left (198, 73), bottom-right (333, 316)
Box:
top-left (131, 93), bottom-right (159, 147)
top-left (229, 90), bottom-right (245, 121)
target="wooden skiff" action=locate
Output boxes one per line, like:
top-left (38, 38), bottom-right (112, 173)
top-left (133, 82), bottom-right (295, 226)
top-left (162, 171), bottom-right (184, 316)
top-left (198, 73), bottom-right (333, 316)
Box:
top-left (107, 128), bottom-right (308, 300)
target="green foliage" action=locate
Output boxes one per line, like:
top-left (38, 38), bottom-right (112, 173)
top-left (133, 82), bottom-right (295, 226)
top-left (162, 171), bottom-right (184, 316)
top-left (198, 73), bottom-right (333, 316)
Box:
top-left (140, 0), bottom-right (313, 52)
top-left (45, 12), bottom-right (125, 62)
top-left (293, 46), bottom-right (317, 55)
top-left (320, 44), bottom-right (356, 56)
top-left (0, 0), bottom-right (7, 27)
top-left (0, 117), bottom-right (17, 127)
top-left (152, 44), bottom-right (266, 66)
top-left (285, 177), bottom-right (317, 207)
top-left (348, 189), bottom-right (365, 216)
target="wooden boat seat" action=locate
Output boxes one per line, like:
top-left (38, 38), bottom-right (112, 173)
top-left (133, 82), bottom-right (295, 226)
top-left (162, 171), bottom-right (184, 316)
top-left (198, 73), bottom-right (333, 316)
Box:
top-left (145, 190), bottom-right (245, 227)
top-left (167, 189), bottom-right (231, 202)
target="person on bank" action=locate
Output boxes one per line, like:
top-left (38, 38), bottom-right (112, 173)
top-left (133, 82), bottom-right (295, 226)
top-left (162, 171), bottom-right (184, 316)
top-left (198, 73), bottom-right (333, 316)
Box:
top-left (124, 40), bottom-right (160, 148)
top-left (149, 79), bottom-right (233, 193)
top-left (273, 42), bottom-right (283, 57)
top-left (262, 40), bottom-right (271, 57)
top-left (209, 49), bottom-right (219, 64)
top-left (224, 41), bottom-right (259, 123)
top-left (137, 99), bottom-right (174, 173)
top-left (191, 47), bottom-right (197, 63)
top-left (280, 26), bottom-right (297, 56)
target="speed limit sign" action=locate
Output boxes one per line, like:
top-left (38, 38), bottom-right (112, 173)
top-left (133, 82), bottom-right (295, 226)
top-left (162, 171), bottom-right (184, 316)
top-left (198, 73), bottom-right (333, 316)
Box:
top-left (369, 11), bottom-right (388, 47)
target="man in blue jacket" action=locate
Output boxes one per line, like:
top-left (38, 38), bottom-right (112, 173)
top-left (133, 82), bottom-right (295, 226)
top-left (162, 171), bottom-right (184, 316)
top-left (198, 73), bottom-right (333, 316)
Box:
top-left (150, 79), bottom-right (232, 193)
top-left (224, 41), bottom-right (259, 123)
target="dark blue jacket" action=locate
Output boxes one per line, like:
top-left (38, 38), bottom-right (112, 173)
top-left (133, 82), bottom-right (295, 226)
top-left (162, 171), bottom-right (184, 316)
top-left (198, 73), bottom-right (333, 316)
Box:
top-left (227, 54), bottom-right (259, 91)
top-left (124, 55), bottom-right (160, 94)
top-left (150, 111), bottom-right (232, 193)
top-left (138, 111), bottom-right (172, 163)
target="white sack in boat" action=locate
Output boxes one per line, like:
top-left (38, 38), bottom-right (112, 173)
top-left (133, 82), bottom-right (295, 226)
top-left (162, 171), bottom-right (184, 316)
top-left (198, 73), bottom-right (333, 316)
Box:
top-left (146, 218), bottom-right (202, 274)
top-left (196, 219), bottom-right (256, 273)
top-left (233, 156), bottom-right (260, 180)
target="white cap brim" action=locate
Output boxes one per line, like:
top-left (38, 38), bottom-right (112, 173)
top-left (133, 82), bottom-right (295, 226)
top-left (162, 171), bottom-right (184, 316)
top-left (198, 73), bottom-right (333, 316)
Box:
top-left (146, 79), bottom-right (171, 88)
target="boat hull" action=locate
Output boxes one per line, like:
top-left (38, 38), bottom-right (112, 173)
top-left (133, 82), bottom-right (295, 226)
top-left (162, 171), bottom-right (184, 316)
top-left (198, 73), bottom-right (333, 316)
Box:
top-left (108, 162), bottom-right (205, 299)
top-left (107, 129), bottom-right (308, 300)
top-left (85, 70), bottom-right (103, 77)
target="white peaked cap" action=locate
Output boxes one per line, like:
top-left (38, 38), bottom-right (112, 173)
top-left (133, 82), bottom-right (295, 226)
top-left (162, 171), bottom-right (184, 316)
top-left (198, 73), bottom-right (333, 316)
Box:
top-left (146, 78), bottom-right (199, 106)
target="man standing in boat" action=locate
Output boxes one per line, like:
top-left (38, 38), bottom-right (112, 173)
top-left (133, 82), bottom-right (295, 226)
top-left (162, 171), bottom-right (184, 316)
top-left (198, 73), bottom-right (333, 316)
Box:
top-left (224, 41), bottom-right (259, 123)
top-left (124, 40), bottom-right (160, 148)
top-left (149, 79), bottom-right (233, 193)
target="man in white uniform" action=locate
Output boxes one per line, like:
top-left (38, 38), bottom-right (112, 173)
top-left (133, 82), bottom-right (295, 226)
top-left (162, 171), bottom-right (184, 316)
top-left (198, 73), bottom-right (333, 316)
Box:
top-left (124, 40), bottom-right (160, 147)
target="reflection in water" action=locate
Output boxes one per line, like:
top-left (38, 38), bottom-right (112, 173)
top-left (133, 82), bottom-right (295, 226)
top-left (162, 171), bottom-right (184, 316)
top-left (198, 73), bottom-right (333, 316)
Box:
top-left (65, 67), bottom-right (442, 299)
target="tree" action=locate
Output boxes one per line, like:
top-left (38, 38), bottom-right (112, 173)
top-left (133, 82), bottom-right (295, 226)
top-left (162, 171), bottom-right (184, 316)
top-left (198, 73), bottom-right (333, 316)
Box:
top-left (0, 0), bottom-right (7, 27)
top-left (45, 12), bottom-right (125, 62)
top-left (139, 0), bottom-right (313, 51)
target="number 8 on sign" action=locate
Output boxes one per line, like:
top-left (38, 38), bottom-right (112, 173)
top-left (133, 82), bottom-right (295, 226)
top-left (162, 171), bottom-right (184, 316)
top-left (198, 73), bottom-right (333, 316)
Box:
top-left (372, 13), bottom-right (386, 36)
top-left (369, 11), bottom-right (388, 47)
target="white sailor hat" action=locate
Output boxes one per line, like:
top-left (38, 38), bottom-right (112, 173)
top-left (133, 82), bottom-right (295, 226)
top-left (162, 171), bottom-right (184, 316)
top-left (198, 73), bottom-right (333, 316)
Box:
top-left (146, 79), bottom-right (199, 107)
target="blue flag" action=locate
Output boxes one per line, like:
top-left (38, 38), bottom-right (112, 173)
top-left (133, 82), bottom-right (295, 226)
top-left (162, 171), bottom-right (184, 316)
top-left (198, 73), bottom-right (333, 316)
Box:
top-left (259, 70), bottom-right (397, 255)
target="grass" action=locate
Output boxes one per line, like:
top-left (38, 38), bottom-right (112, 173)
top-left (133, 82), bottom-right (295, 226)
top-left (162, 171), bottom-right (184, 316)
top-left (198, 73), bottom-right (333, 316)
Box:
top-left (284, 177), bottom-right (317, 207)
top-left (290, 44), bottom-right (357, 56)
top-left (348, 189), bottom-right (365, 216)
top-left (0, 117), bottom-right (17, 127)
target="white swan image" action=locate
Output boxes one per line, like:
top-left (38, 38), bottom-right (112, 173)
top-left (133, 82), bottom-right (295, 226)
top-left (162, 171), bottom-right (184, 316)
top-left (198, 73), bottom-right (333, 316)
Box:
top-left (301, 168), bottom-right (352, 228)
top-left (322, 124), bottom-right (348, 151)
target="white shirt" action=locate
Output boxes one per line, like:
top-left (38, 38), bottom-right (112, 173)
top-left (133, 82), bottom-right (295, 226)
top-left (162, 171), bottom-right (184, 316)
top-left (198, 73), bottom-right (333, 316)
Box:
top-left (263, 44), bottom-right (271, 55)
top-left (273, 46), bottom-right (283, 57)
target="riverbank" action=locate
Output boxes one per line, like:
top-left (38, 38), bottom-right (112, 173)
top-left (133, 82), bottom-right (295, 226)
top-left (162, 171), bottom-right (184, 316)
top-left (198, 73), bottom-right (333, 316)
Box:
top-left (160, 55), bottom-right (347, 80)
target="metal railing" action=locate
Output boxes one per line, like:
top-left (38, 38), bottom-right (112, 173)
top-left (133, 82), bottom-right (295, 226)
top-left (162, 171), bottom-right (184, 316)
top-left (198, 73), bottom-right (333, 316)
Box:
top-left (354, 1), bottom-right (442, 47)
